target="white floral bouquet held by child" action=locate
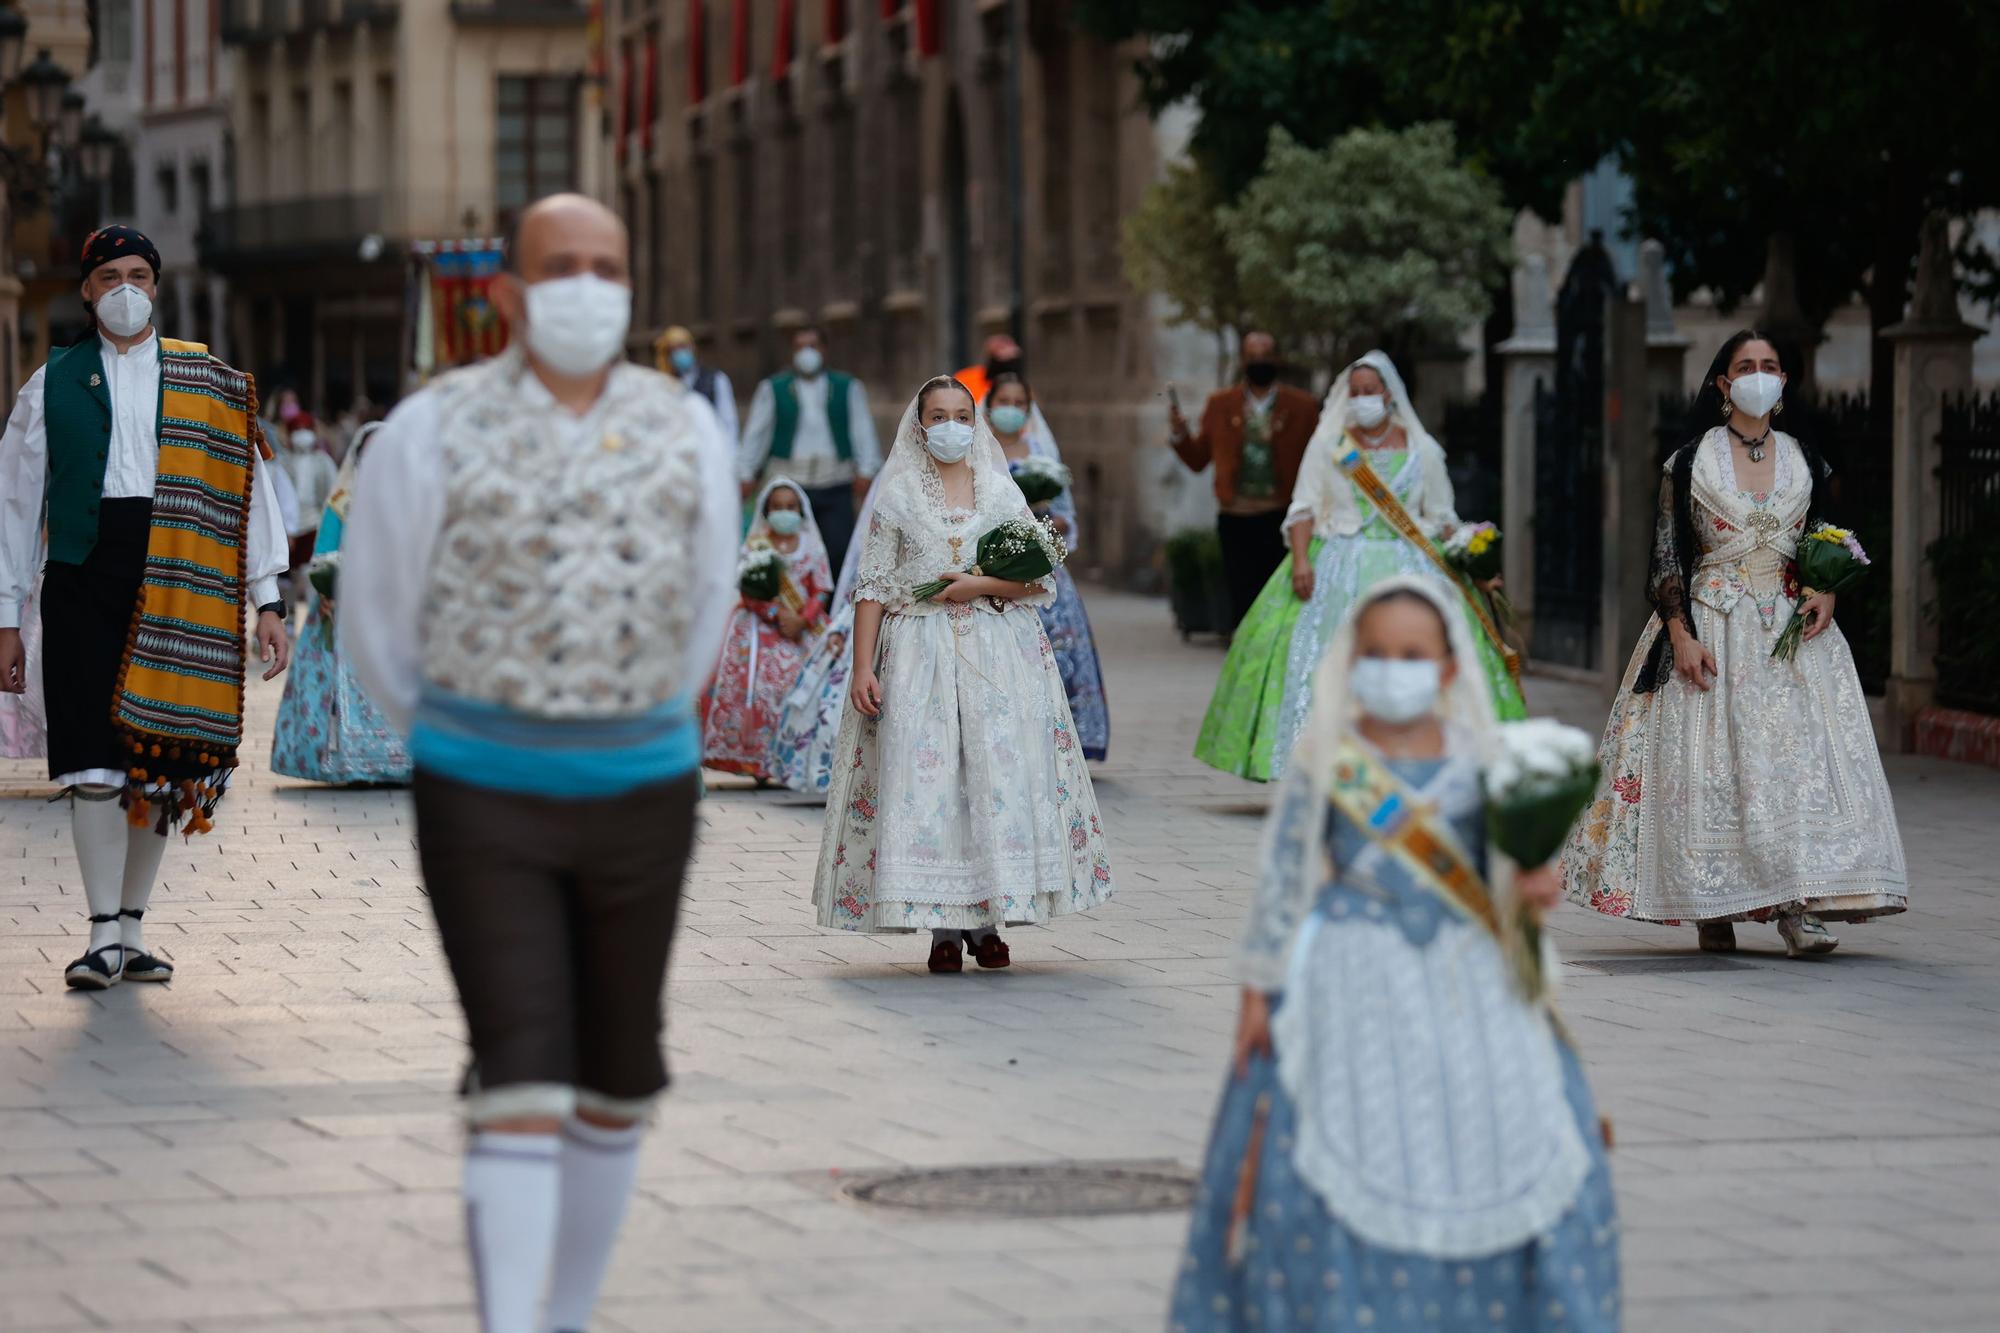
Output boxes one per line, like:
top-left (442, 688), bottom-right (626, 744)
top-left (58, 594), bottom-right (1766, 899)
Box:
top-left (1484, 719), bottom-right (1602, 999)
top-left (737, 544), bottom-right (786, 602)
top-left (1008, 454), bottom-right (1072, 508)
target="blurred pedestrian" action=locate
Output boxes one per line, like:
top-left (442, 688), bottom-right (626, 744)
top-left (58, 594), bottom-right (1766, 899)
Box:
top-left (1196, 351), bottom-right (1523, 783)
top-left (698, 477), bottom-right (830, 781)
top-left (1169, 330), bottom-right (1318, 631)
top-left (342, 194), bottom-right (737, 1333)
top-left (655, 324), bottom-right (738, 444)
top-left (987, 372), bottom-right (1109, 760)
top-left (0, 224), bottom-right (291, 990)
top-left (280, 414), bottom-right (338, 613)
top-left (1170, 578), bottom-right (1620, 1333)
top-left (813, 375), bottom-right (1113, 972)
top-left (1562, 330), bottom-right (1907, 955)
top-left (738, 325), bottom-right (881, 573)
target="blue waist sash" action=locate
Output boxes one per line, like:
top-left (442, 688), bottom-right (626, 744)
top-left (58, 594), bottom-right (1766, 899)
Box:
top-left (410, 687), bottom-right (696, 799)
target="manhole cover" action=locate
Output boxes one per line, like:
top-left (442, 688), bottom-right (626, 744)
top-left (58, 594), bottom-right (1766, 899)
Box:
top-left (841, 1161), bottom-right (1196, 1217)
top-left (1566, 955), bottom-right (1751, 975)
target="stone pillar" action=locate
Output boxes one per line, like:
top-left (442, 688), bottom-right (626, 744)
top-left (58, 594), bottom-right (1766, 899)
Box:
top-left (1602, 287), bottom-right (1655, 691)
top-left (1881, 214), bottom-right (1982, 750)
top-left (1640, 239), bottom-right (1692, 408)
top-left (1495, 254), bottom-right (1555, 644)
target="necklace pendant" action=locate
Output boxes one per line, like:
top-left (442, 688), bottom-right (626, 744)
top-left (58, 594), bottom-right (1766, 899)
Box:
top-left (1747, 444), bottom-right (1765, 463)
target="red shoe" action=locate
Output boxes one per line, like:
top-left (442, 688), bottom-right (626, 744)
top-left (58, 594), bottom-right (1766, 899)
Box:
top-left (969, 933), bottom-right (1011, 969)
top-left (927, 939), bottom-right (964, 973)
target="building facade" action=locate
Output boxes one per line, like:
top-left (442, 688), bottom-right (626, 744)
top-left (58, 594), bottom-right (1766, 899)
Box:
top-left (6, 0), bottom-right (94, 393)
top-left (596, 0), bottom-right (1213, 583)
top-left (210, 0), bottom-right (592, 412)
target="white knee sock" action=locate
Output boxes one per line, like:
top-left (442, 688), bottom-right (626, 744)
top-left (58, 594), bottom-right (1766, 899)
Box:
top-left (463, 1131), bottom-right (561, 1333)
top-left (119, 823), bottom-right (169, 955)
top-left (71, 789), bottom-right (128, 956)
top-left (543, 1118), bottom-right (644, 1332)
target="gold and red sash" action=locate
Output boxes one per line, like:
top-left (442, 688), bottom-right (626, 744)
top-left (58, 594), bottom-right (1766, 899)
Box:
top-left (1335, 439), bottom-right (1520, 678)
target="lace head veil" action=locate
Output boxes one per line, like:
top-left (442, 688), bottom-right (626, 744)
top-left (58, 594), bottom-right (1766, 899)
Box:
top-left (745, 473), bottom-right (828, 569)
top-left (1290, 349), bottom-right (1447, 532)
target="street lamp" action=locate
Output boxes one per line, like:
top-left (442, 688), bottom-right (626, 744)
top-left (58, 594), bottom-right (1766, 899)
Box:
top-left (57, 88), bottom-right (83, 152)
top-left (78, 116), bottom-right (116, 184)
top-left (0, 8), bottom-right (26, 88)
top-left (19, 48), bottom-right (69, 138)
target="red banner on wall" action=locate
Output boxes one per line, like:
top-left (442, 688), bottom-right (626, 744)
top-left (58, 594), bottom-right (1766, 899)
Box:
top-left (774, 0), bottom-right (795, 77)
top-left (430, 245), bottom-right (510, 368)
top-left (731, 0), bottom-right (748, 85)
top-left (915, 0), bottom-right (939, 53)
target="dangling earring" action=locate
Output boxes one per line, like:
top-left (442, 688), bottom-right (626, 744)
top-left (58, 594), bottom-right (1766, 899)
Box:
top-left (1720, 395), bottom-right (1734, 420)
top-left (1773, 398), bottom-right (1785, 417)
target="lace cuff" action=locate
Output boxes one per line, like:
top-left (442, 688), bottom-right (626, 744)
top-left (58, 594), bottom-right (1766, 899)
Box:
top-left (852, 512), bottom-right (910, 611)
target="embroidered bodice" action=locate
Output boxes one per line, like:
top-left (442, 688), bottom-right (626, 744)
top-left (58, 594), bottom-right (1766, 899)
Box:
top-left (421, 355), bottom-right (708, 717)
top-left (1680, 429), bottom-right (1810, 615)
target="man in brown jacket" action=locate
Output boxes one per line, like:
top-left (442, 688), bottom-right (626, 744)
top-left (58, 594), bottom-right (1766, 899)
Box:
top-left (1170, 330), bottom-right (1320, 629)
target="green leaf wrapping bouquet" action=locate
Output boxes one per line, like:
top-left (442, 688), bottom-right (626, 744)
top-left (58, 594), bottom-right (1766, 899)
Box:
top-left (911, 516), bottom-right (1070, 604)
top-left (1008, 455), bottom-right (1072, 508)
top-left (1483, 719), bottom-right (1601, 1001)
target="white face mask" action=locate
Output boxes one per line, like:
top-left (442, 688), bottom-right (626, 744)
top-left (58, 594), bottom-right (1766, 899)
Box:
top-left (923, 420), bottom-right (975, 464)
top-left (1349, 394), bottom-right (1389, 430)
top-left (1350, 656), bottom-right (1442, 724)
top-left (1727, 371), bottom-right (1783, 420)
top-left (793, 346), bottom-right (825, 377)
top-left (96, 283), bottom-right (154, 339)
top-left (521, 273), bottom-right (632, 378)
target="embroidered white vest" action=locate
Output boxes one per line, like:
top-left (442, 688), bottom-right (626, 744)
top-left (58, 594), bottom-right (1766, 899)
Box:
top-left (420, 354), bottom-right (706, 718)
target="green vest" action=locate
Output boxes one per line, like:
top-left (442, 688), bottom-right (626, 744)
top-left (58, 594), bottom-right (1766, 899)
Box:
top-left (769, 370), bottom-right (854, 463)
top-left (43, 339), bottom-right (159, 565)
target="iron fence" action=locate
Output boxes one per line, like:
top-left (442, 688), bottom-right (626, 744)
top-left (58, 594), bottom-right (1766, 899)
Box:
top-left (1933, 392), bottom-right (2000, 714)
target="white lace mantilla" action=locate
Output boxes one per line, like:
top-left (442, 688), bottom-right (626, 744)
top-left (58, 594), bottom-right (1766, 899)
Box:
top-left (851, 448), bottom-right (1055, 614)
top-left (421, 356), bottom-right (707, 717)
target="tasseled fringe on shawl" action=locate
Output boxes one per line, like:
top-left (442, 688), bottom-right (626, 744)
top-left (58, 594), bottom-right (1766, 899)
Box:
top-left (121, 742), bottom-right (235, 838)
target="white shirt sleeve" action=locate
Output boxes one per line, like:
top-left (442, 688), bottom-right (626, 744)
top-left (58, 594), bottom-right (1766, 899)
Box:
top-left (245, 454), bottom-right (290, 610)
top-left (684, 394), bottom-right (743, 692)
top-left (339, 390), bottom-right (446, 736)
top-left (738, 377), bottom-right (775, 484)
top-left (0, 366), bottom-right (48, 629)
top-left (848, 378), bottom-right (883, 479)
top-left (710, 369), bottom-right (740, 449)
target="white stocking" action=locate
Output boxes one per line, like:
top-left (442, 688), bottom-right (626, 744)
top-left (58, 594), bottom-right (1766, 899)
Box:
top-left (543, 1118), bottom-right (644, 1332)
top-left (119, 822), bottom-right (168, 955)
top-left (463, 1131), bottom-right (561, 1333)
top-left (71, 788), bottom-right (127, 956)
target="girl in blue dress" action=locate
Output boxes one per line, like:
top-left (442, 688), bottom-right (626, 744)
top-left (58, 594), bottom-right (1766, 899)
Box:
top-left (1170, 576), bottom-right (1620, 1333)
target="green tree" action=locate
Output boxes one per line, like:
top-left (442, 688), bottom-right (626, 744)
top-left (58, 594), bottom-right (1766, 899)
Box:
top-left (1122, 158), bottom-right (1245, 355)
top-left (1222, 125), bottom-right (1513, 368)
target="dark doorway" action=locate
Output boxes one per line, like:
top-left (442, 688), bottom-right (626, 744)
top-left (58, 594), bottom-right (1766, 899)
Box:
top-left (943, 93), bottom-right (971, 370)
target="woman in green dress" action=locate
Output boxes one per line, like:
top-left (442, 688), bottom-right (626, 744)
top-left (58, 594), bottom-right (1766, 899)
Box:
top-left (1194, 351), bottom-right (1524, 781)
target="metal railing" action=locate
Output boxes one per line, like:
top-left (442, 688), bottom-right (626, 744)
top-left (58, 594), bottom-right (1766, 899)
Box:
top-left (1933, 392), bottom-right (2000, 715)
top-left (449, 0), bottom-right (589, 23)
top-left (220, 0), bottom-right (400, 41)
top-left (198, 194), bottom-right (387, 264)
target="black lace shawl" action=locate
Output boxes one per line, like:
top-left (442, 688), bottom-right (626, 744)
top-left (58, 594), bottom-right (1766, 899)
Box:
top-left (1633, 431), bottom-right (1832, 694)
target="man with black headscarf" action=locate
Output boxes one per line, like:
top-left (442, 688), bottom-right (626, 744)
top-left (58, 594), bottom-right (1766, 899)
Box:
top-left (0, 226), bottom-right (291, 990)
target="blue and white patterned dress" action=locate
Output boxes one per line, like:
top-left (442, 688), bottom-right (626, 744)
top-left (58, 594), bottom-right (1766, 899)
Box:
top-left (1170, 751), bottom-right (1620, 1333)
top-left (1014, 425), bottom-right (1109, 760)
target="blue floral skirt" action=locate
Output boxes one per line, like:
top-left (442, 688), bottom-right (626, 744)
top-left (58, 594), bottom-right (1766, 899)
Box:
top-left (1168, 1027), bottom-right (1620, 1332)
top-left (270, 605), bottom-right (411, 785)
top-left (1039, 567), bottom-right (1109, 761)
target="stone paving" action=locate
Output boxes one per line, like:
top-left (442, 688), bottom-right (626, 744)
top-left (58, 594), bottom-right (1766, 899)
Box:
top-left (2, 588), bottom-right (1997, 1333)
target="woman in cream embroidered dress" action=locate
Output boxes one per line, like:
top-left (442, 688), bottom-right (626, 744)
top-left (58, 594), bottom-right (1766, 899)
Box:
top-left (813, 376), bottom-right (1113, 973)
top-left (1171, 578), bottom-right (1618, 1333)
top-left (1562, 332), bottom-right (1907, 956)
top-left (1195, 351), bottom-right (1522, 784)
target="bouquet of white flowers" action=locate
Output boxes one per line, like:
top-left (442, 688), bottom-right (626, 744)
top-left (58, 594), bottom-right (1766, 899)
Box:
top-left (911, 516), bottom-right (1069, 603)
top-left (1483, 718), bottom-right (1601, 1000)
top-left (738, 545), bottom-right (785, 602)
top-left (1009, 455), bottom-right (1072, 508)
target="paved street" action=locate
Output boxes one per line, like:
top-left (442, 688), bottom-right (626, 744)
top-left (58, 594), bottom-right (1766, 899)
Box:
top-left (2, 587), bottom-right (1996, 1333)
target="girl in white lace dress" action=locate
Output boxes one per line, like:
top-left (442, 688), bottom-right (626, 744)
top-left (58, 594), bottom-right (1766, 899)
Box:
top-left (812, 376), bottom-right (1114, 973)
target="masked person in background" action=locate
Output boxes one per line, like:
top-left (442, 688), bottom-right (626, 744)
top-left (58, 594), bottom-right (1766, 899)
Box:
top-left (1171, 330), bottom-right (1320, 632)
top-left (281, 414), bottom-right (339, 613)
top-left (342, 195), bottom-right (738, 1333)
top-left (655, 324), bottom-right (738, 445)
top-left (0, 225), bottom-right (292, 990)
top-left (738, 325), bottom-right (882, 574)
